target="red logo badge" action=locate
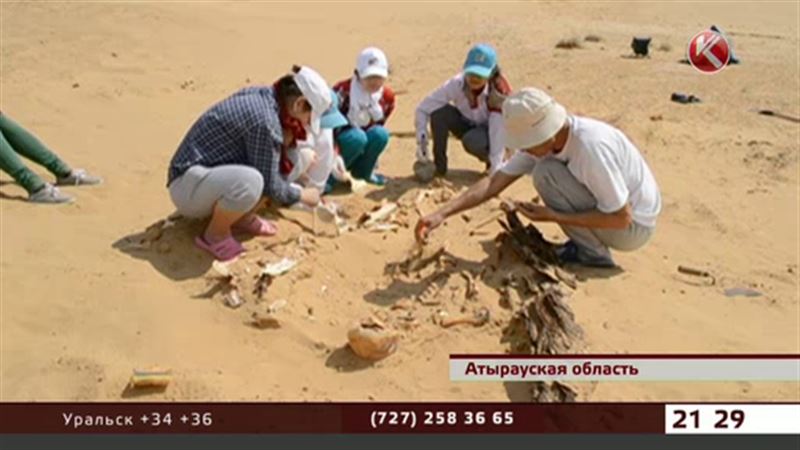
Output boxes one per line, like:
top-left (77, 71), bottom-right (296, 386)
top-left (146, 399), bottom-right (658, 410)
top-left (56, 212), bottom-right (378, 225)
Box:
top-left (688, 30), bottom-right (731, 74)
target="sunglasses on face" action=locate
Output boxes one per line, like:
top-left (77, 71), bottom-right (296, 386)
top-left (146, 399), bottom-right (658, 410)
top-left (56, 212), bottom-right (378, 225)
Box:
top-left (465, 74), bottom-right (488, 84)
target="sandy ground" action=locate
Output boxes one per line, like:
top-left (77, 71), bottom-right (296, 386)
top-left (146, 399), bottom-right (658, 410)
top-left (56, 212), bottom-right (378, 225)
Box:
top-left (1, 2), bottom-right (798, 402)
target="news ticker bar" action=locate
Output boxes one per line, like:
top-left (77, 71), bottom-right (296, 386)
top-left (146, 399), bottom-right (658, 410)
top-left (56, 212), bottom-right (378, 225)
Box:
top-left (0, 403), bottom-right (798, 434)
top-left (449, 355), bottom-right (800, 381)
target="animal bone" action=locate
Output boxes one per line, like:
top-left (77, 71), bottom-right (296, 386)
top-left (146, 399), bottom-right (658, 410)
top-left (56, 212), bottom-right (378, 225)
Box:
top-left (261, 258), bottom-right (297, 276)
top-left (440, 307), bottom-right (490, 328)
top-left (390, 299), bottom-right (415, 310)
top-left (416, 272), bottom-right (451, 306)
top-left (209, 260), bottom-right (244, 304)
top-left (212, 260), bottom-right (233, 278)
top-left (369, 223), bottom-right (400, 233)
top-left (225, 290), bottom-right (243, 309)
top-left (432, 309), bottom-right (449, 325)
top-left (461, 271), bottom-right (479, 301)
top-left (347, 317), bottom-right (399, 361)
top-left (267, 299), bottom-right (287, 314)
top-left (358, 201), bottom-right (399, 228)
top-left (406, 243), bottom-right (448, 273)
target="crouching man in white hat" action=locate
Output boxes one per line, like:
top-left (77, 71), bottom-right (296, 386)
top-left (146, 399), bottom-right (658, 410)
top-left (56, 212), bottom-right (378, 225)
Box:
top-left (415, 87), bottom-right (661, 267)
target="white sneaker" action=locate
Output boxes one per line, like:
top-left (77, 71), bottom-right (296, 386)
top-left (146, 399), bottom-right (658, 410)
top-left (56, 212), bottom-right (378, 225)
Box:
top-left (55, 168), bottom-right (102, 186)
top-left (29, 183), bottom-right (74, 204)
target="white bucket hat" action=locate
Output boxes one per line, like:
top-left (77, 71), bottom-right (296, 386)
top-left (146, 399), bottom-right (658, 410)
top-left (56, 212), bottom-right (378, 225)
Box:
top-left (502, 87), bottom-right (568, 149)
top-left (293, 66), bottom-right (332, 135)
top-left (356, 47), bottom-right (389, 79)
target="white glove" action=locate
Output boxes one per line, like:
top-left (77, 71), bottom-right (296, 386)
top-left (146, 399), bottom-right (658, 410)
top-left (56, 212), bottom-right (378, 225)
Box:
top-left (368, 102), bottom-right (384, 123)
top-left (332, 154), bottom-right (350, 182)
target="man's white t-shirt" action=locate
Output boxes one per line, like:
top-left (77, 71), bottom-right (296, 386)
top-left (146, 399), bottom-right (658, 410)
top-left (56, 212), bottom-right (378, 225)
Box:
top-left (500, 116), bottom-right (661, 227)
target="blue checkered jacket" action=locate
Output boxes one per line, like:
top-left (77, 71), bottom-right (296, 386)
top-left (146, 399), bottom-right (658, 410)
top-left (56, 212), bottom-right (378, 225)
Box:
top-left (167, 86), bottom-right (301, 205)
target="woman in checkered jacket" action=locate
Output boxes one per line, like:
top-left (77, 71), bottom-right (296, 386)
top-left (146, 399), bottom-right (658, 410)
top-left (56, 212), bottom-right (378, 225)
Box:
top-left (167, 66), bottom-right (340, 261)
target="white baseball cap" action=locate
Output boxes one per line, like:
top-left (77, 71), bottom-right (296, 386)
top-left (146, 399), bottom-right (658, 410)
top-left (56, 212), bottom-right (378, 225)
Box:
top-left (356, 47), bottom-right (389, 79)
top-left (293, 66), bottom-right (332, 134)
top-left (502, 87), bottom-right (568, 149)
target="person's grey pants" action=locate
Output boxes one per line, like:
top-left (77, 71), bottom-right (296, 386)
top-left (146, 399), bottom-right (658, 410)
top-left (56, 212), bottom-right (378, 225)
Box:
top-left (430, 104), bottom-right (489, 174)
top-left (532, 158), bottom-right (654, 263)
top-left (168, 165), bottom-right (264, 219)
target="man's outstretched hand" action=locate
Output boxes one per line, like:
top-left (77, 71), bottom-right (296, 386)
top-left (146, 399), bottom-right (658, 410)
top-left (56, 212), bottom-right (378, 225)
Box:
top-left (414, 212), bottom-right (445, 244)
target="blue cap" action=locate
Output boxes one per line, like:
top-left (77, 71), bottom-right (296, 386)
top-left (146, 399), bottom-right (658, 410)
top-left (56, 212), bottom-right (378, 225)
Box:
top-left (320, 89), bottom-right (348, 129)
top-left (463, 44), bottom-right (497, 79)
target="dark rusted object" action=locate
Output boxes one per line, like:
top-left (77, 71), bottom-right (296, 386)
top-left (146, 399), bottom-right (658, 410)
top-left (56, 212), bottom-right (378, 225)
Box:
top-left (677, 265), bottom-right (716, 285)
top-left (499, 211), bottom-right (559, 267)
top-left (497, 211), bottom-right (584, 402)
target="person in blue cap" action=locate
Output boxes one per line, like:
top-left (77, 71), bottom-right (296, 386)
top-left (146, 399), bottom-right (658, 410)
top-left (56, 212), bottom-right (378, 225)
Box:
top-left (414, 44), bottom-right (512, 178)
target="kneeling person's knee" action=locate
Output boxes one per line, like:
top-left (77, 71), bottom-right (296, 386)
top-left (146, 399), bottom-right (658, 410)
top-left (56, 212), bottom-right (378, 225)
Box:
top-left (366, 126), bottom-right (390, 150)
top-left (338, 128), bottom-right (369, 153)
top-left (461, 128), bottom-right (489, 158)
top-left (221, 167), bottom-right (264, 212)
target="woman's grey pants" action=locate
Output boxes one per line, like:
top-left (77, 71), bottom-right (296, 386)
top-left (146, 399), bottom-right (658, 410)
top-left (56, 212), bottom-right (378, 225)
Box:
top-left (168, 165), bottom-right (264, 219)
top-left (532, 158), bottom-right (654, 263)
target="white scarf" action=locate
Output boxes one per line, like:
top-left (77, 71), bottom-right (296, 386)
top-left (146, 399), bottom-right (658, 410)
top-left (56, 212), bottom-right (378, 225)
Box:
top-left (347, 76), bottom-right (384, 128)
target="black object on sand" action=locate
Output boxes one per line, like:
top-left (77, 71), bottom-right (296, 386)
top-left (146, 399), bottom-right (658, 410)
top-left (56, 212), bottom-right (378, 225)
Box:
top-left (631, 36), bottom-right (652, 56)
top-left (758, 110), bottom-right (800, 123)
top-left (671, 93), bottom-right (702, 104)
top-left (710, 25), bottom-right (740, 64)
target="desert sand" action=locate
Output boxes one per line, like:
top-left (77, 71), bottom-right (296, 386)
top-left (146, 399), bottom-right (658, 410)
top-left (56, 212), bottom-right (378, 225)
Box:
top-left (1, 2), bottom-right (798, 402)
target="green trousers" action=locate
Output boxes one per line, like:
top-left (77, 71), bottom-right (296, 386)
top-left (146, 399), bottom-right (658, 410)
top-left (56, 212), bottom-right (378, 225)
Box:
top-left (0, 113), bottom-right (72, 194)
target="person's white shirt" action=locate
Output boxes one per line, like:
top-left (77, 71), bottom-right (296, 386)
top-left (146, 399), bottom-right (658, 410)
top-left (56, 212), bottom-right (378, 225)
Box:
top-left (414, 73), bottom-right (506, 172)
top-left (287, 128), bottom-right (336, 192)
top-left (500, 115), bottom-right (662, 227)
